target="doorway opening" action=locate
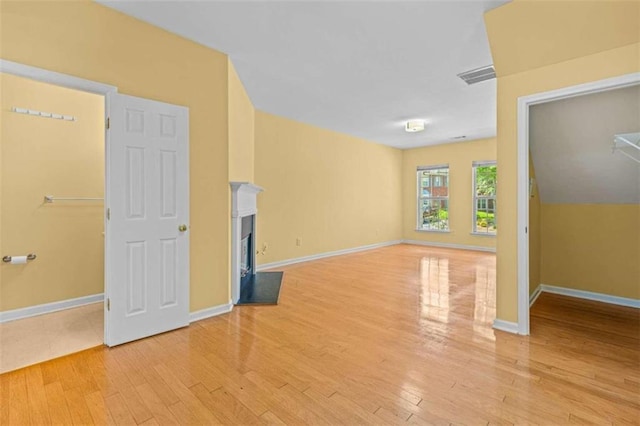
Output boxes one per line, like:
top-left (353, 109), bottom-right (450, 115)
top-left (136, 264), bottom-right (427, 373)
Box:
top-left (0, 72), bottom-right (106, 373)
top-left (516, 72), bottom-right (640, 335)
top-left (1, 60), bottom-right (191, 364)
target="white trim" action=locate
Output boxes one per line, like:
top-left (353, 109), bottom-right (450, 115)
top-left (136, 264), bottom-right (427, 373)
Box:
top-left (516, 72), bottom-right (640, 336)
top-left (538, 284), bottom-right (640, 309)
top-left (470, 232), bottom-right (496, 237)
top-left (402, 239), bottom-right (496, 253)
top-left (414, 229), bottom-right (451, 234)
top-left (257, 240), bottom-right (402, 271)
top-left (417, 164), bottom-right (449, 171)
top-left (0, 59), bottom-right (118, 94)
top-left (0, 293), bottom-right (104, 324)
top-left (189, 300), bottom-right (234, 323)
top-left (492, 319), bottom-right (519, 334)
top-left (529, 285), bottom-right (542, 307)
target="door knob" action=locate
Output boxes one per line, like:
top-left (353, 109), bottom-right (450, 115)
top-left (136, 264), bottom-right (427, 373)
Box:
top-left (178, 224), bottom-right (188, 232)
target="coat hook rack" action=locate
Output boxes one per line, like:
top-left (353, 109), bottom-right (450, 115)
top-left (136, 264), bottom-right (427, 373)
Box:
top-left (11, 107), bottom-right (75, 121)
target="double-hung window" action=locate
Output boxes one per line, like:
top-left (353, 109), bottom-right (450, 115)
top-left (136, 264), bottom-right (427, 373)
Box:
top-left (417, 165), bottom-right (449, 231)
top-left (472, 161), bottom-right (497, 235)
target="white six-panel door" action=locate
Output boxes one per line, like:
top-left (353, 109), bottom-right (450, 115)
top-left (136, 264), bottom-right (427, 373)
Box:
top-left (106, 94), bottom-right (189, 347)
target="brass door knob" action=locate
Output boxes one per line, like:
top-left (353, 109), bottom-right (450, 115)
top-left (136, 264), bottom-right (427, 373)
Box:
top-left (178, 224), bottom-right (188, 232)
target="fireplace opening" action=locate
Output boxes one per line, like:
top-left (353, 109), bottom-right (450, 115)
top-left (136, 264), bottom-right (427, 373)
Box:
top-left (240, 215), bottom-right (254, 287)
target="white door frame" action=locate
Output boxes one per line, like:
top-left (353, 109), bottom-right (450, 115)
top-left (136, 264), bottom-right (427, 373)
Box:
top-left (516, 72), bottom-right (640, 335)
top-left (0, 59), bottom-right (118, 343)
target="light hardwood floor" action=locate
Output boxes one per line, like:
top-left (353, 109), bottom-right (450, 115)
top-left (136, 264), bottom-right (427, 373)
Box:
top-left (1, 244), bottom-right (638, 424)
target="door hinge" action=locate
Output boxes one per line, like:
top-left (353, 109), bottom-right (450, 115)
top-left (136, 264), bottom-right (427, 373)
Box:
top-left (525, 227), bottom-right (528, 233)
top-left (107, 208), bottom-right (110, 220)
top-left (106, 117), bottom-right (110, 129)
top-left (107, 298), bottom-right (110, 311)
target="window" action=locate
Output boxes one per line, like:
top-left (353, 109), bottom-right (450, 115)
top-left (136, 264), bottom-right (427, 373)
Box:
top-left (473, 161), bottom-right (497, 234)
top-left (417, 165), bottom-right (449, 231)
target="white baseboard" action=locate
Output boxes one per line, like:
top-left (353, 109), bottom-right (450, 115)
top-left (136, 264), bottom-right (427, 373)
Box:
top-left (538, 284), bottom-right (640, 309)
top-left (0, 293), bottom-right (104, 324)
top-left (402, 239), bottom-right (496, 253)
top-left (256, 240), bottom-right (403, 271)
top-left (189, 300), bottom-right (233, 323)
top-left (529, 285), bottom-right (542, 307)
top-left (492, 319), bottom-right (519, 334)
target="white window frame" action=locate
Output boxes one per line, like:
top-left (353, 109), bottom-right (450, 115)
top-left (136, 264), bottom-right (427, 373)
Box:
top-left (472, 161), bottom-right (497, 236)
top-left (416, 165), bottom-right (450, 232)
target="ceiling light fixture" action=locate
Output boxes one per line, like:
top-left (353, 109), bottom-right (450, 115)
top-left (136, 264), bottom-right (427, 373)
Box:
top-left (405, 120), bottom-right (425, 133)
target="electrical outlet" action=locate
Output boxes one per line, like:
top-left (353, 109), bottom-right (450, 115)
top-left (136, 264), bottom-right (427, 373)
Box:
top-left (296, 238), bottom-right (301, 246)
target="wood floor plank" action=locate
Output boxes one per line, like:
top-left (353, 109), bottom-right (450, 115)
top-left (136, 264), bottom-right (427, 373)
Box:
top-left (44, 381), bottom-right (74, 425)
top-left (119, 385), bottom-right (154, 424)
top-left (84, 390), bottom-right (115, 425)
top-left (259, 410), bottom-right (287, 425)
top-left (104, 392), bottom-right (137, 426)
top-left (152, 363), bottom-right (222, 424)
top-left (192, 383), bottom-right (263, 425)
top-left (8, 370), bottom-right (31, 426)
top-left (134, 382), bottom-right (179, 425)
top-left (64, 388), bottom-right (95, 426)
top-left (25, 366), bottom-right (51, 424)
top-left (1, 245), bottom-right (638, 424)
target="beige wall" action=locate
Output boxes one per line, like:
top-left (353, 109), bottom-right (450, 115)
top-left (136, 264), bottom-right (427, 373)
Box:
top-left (1, 0), bottom-right (230, 311)
top-left (540, 204), bottom-right (640, 299)
top-left (228, 59), bottom-right (255, 183)
top-left (254, 111), bottom-right (403, 265)
top-left (0, 74), bottom-right (104, 311)
top-left (402, 138), bottom-right (497, 249)
top-left (485, 0), bottom-right (640, 322)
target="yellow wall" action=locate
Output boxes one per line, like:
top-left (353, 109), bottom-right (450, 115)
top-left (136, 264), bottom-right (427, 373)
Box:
top-left (486, 0), bottom-right (640, 78)
top-left (0, 73), bottom-right (104, 311)
top-left (540, 204), bottom-right (640, 299)
top-left (228, 59), bottom-right (255, 182)
top-left (254, 111), bottom-right (403, 265)
top-left (485, 0), bottom-right (640, 322)
top-left (402, 138), bottom-right (497, 249)
top-left (1, 0), bottom-right (230, 311)
top-left (528, 157), bottom-right (541, 297)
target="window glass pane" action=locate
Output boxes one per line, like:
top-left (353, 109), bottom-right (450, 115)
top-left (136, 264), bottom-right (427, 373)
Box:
top-left (475, 165), bottom-right (497, 197)
top-left (417, 167), bottom-right (449, 231)
top-left (419, 199), bottom-right (449, 231)
top-left (473, 164), bottom-right (497, 234)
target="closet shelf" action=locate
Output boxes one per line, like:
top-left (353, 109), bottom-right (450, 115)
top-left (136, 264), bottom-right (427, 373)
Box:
top-left (613, 132), bottom-right (640, 164)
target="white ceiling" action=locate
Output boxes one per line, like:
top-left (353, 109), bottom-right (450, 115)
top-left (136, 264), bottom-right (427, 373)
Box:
top-left (530, 85), bottom-right (640, 204)
top-left (98, 0), bottom-right (508, 149)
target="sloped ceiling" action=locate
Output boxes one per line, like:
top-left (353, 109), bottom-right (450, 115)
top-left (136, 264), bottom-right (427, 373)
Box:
top-left (530, 85), bottom-right (640, 204)
top-left (97, 0), bottom-right (508, 149)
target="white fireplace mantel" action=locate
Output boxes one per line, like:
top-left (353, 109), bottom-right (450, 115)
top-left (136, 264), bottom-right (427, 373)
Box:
top-left (230, 182), bottom-right (264, 304)
top-left (230, 182), bottom-right (264, 218)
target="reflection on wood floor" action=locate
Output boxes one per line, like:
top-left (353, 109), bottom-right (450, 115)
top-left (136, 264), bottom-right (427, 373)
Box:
top-left (1, 244), bottom-right (638, 424)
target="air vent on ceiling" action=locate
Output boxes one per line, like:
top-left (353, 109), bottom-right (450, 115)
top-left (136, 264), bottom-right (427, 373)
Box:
top-left (457, 65), bottom-right (496, 85)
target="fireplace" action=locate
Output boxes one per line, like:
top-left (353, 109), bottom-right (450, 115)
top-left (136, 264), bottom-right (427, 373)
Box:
top-left (230, 182), bottom-right (263, 304)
